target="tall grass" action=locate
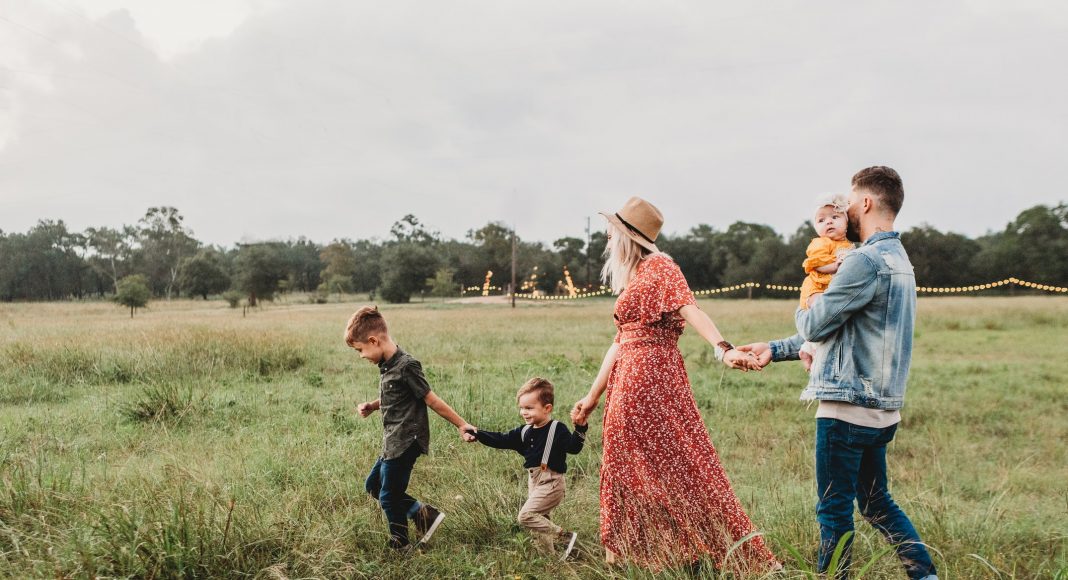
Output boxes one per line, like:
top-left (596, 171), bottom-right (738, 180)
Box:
top-left (0, 297), bottom-right (1065, 578)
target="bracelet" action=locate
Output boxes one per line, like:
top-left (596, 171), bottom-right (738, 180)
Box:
top-left (714, 340), bottom-right (735, 362)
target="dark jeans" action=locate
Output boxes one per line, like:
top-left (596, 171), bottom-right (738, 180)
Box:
top-left (365, 443), bottom-right (423, 548)
top-left (816, 418), bottom-right (936, 579)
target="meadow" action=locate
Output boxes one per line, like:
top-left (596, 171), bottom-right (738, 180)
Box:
top-left (0, 296), bottom-right (1065, 579)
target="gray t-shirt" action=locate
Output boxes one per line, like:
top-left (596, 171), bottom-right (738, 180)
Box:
top-left (378, 348), bottom-right (432, 460)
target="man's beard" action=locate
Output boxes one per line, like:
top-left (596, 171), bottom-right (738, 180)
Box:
top-left (846, 211), bottom-right (862, 242)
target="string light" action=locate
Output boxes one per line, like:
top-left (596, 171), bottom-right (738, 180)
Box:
top-left (496, 276), bottom-right (1068, 300)
top-left (914, 278), bottom-right (1068, 294)
top-left (561, 267), bottom-right (578, 297)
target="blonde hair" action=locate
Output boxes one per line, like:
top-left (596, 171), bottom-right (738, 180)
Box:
top-left (601, 223), bottom-right (652, 294)
top-left (344, 305), bottom-right (389, 346)
top-left (517, 377), bottom-right (554, 406)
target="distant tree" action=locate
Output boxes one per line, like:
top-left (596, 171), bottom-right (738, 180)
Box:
top-left (553, 237), bottom-right (587, 285)
top-left (283, 238), bottom-right (323, 292)
top-left (351, 239), bottom-right (384, 293)
top-left (718, 222), bottom-right (784, 286)
top-left (587, 231), bottom-right (608, 286)
top-left (468, 222), bottom-right (515, 277)
top-left (115, 274), bottom-right (151, 317)
top-left (379, 243), bottom-right (440, 303)
top-left (902, 225), bottom-right (982, 288)
top-left (974, 204), bottom-right (1068, 286)
top-left (136, 207), bottom-right (199, 299)
top-left (770, 223), bottom-right (816, 287)
top-left (659, 224), bottom-right (724, 290)
top-left (85, 226), bottom-right (135, 293)
top-left (179, 250), bottom-right (231, 299)
top-left (234, 243), bottom-right (288, 306)
top-left (0, 220), bottom-right (89, 301)
top-left (320, 274), bottom-right (353, 301)
top-left (442, 239), bottom-right (487, 290)
top-left (320, 240), bottom-right (358, 285)
top-left (391, 214), bottom-right (439, 246)
top-left (426, 267), bottom-right (458, 299)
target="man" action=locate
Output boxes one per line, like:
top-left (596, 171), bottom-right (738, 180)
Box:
top-left (740, 166), bottom-right (937, 579)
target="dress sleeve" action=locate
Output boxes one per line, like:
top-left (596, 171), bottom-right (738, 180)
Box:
top-left (637, 255), bottom-right (696, 324)
top-left (803, 238), bottom-right (838, 274)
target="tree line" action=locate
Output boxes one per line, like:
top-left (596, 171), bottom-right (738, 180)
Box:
top-left (1, 203), bottom-right (1065, 304)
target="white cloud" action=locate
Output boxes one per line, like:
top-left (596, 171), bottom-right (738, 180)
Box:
top-left (1, 0), bottom-right (1066, 246)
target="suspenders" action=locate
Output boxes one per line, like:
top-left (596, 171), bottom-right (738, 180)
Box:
top-left (521, 420), bottom-right (559, 471)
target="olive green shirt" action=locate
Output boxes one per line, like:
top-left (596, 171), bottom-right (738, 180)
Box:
top-left (378, 348), bottom-right (432, 460)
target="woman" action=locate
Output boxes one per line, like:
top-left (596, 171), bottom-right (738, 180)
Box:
top-left (571, 197), bottom-right (778, 573)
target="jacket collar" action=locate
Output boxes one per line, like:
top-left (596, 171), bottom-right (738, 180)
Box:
top-left (863, 230), bottom-right (899, 247)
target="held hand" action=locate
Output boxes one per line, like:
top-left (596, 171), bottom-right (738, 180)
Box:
top-left (572, 410), bottom-right (588, 427)
top-left (736, 343), bottom-right (772, 369)
top-left (723, 349), bottom-right (761, 372)
top-left (459, 424), bottom-right (478, 442)
top-left (799, 350), bottom-right (814, 373)
top-left (571, 396), bottom-right (598, 425)
top-left (356, 402), bottom-right (377, 418)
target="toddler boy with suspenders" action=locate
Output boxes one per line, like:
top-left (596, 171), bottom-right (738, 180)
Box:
top-left (466, 377), bottom-right (587, 558)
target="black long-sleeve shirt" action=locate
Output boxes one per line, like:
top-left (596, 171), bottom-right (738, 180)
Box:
top-left (474, 420), bottom-right (588, 474)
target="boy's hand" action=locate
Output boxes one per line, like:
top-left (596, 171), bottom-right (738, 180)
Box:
top-left (800, 350), bottom-right (814, 373)
top-left (356, 401), bottom-right (378, 418)
top-left (572, 413), bottom-right (588, 427)
top-left (459, 424), bottom-right (478, 442)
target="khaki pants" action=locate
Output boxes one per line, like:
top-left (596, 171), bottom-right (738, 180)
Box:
top-left (517, 468), bottom-right (566, 553)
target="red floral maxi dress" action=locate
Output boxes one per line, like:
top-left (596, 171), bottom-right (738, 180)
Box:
top-left (600, 254), bottom-right (777, 572)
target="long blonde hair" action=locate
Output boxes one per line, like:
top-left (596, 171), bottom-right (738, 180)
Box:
top-left (601, 223), bottom-right (653, 294)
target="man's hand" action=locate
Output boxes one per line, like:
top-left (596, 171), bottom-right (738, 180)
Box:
top-left (459, 424), bottom-right (478, 442)
top-left (356, 401), bottom-right (379, 418)
top-left (723, 349), bottom-right (762, 372)
top-left (800, 350), bottom-right (814, 372)
top-left (736, 343), bottom-right (772, 368)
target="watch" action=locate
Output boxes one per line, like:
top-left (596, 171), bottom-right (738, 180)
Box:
top-left (714, 340), bottom-right (735, 361)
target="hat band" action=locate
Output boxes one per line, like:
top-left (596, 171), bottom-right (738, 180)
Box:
top-left (615, 213), bottom-right (656, 245)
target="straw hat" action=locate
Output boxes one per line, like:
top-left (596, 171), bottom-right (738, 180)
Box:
top-left (600, 197), bottom-right (662, 253)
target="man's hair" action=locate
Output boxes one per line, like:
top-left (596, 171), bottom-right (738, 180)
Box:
top-left (516, 377), bottom-right (554, 406)
top-left (852, 166), bottom-right (904, 216)
top-left (344, 305), bottom-right (389, 346)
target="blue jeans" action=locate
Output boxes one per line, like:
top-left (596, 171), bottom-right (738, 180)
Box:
top-left (365, 443), bottom-right (424, 548)
top-left (816, 418), bottom-right (936, 579)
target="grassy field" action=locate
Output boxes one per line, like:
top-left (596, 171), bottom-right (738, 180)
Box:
top-left (0, 296), bottom-right (1065, 579)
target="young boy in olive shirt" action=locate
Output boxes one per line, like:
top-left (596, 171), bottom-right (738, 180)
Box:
top-left (349, 306), bottom-right (477, 550)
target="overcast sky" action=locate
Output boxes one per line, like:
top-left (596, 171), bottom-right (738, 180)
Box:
top-left (2, 0), bottom-right (1066, 246)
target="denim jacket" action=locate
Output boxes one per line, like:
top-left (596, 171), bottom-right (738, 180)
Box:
top-left (770, 231), bottom-right (916, 410)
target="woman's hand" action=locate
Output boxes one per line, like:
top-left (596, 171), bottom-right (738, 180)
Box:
top-left (723, 349), bottom-right (762, 372)
top-left (571, 395), bottom-right (599, 425)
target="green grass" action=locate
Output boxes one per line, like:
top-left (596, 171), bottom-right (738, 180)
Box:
top-left (0, 297), bottom-right (1065, 578)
